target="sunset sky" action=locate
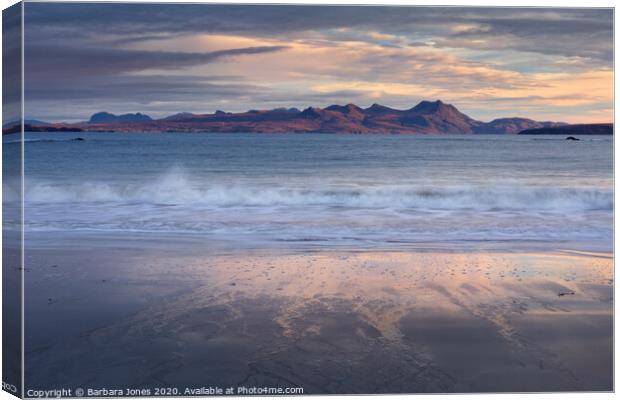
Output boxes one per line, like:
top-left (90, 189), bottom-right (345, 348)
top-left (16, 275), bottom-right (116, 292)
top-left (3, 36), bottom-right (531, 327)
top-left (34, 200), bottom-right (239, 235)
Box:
top-left (24, 3), bottom-right (613, 123)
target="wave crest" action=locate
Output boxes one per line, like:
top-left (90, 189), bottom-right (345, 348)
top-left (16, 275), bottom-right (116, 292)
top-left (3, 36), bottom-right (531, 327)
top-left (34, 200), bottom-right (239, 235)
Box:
top-left (21, 170), bottom-right (612, 212)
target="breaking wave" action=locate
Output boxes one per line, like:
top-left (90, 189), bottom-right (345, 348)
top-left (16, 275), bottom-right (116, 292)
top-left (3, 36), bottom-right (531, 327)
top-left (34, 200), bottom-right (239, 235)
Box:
top-left (21, 169), bottom-right (612, 212)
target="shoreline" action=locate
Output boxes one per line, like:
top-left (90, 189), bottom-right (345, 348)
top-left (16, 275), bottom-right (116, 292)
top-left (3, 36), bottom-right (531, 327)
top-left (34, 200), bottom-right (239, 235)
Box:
top-left (19, 228), bottom-right (614, 255)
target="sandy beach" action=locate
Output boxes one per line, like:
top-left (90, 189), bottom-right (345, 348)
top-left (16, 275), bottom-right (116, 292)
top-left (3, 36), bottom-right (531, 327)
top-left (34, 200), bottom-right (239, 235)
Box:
top-left (24, 234), bottom-right (612, 393)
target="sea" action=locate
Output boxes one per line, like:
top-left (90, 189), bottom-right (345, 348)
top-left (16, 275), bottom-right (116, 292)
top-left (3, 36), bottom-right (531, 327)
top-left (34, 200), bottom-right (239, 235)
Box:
top-left (4, 132), bottom-right (613, 252)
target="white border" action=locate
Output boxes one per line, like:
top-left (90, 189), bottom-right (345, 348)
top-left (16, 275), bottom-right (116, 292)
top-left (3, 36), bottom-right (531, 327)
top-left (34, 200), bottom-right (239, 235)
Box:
top-left (0, 2), bottom-right (616, 400)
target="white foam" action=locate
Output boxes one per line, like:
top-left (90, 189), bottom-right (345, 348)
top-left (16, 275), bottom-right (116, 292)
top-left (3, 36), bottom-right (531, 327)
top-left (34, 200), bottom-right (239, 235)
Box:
top-left (21, 168), bottom-right (612, 212)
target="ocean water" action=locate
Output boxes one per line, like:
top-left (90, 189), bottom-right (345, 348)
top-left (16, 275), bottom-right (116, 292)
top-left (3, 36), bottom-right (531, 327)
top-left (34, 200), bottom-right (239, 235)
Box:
top-left (6, 132), bottom-right (613, 251)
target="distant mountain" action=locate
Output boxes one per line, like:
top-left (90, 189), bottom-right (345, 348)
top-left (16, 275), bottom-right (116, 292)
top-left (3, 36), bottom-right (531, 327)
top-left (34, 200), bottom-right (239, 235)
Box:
top-left (518, 123), bottom-right (613, 135)
top-left (477, 118), bottom-right (566, 134)
top-left (13, 100), bottom-right (604, 135)
top-left (161, 112), bottom-right (196, 121)
top-left (3, 119), bottom-right (50, 128)
top-left (399, 100), bottom-right (481, 133)
top-left (89, 112), bottom-right (152, 124)
top-left (272, 107), bottom-right (301, 114)
top-left (3, 123), bottom-right (81, 135)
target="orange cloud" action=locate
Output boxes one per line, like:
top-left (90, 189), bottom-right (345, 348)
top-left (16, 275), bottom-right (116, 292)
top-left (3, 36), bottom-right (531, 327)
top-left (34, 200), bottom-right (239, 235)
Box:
top-left (123, 32), bottom-right (612, 122)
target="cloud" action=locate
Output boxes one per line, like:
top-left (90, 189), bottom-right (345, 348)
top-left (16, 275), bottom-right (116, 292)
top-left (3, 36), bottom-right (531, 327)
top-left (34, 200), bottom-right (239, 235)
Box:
top-left (25, 45), bottom-right (289, 77)
top-left (21, 3), bottom-right (613, 123)
top-left (24, 4), bottom-right (612, 61)
top-left (367, 31), bottom-right (399, 41)
top-left (3, 3), bottom-right (22, 122)
top-left (23, 40), bottom-right (289, 120)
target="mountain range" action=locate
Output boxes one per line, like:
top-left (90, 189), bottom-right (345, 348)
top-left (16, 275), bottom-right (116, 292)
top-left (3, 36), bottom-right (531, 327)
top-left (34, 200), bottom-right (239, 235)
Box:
top-left (5, 100), bottom-right (611, 134)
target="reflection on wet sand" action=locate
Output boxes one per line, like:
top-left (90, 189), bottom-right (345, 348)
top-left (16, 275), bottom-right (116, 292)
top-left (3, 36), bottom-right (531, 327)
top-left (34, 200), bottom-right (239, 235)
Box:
top-left (26, 249), bottom-right (612, 393)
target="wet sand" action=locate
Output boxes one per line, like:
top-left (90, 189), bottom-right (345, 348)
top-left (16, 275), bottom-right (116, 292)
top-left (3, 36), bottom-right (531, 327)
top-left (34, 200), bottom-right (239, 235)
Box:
top-left (24, 238), bottom-right (613, 393)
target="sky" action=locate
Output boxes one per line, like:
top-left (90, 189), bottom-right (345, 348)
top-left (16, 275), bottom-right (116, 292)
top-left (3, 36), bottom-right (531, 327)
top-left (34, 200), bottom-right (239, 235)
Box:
top-left (23, 3), bottom-right (613, 123)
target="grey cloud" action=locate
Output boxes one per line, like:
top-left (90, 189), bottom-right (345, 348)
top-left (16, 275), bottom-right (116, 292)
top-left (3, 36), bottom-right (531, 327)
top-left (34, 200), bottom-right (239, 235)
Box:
top-left (24, 4), bottom-right (612, 62)
top-left (3, 3), bottom-right (22, 123)
top-left (25, 45), bottom-right (289, 78)
top-left (408, 42), bottom-right (432, 47)
top-left (434, 16), bottom-right (612, 63)
top-left (26, 75), bottom-right (266, 101)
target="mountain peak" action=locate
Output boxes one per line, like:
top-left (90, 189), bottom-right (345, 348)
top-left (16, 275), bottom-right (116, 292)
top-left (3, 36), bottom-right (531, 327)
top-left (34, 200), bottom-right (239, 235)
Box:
top-left (325, 103), bottom-right (363, 114)
top-left (89, 111), bottom-right (152, 124)
top-left (364, 103), bottom-right (396, 114)
top-left (300, 107), bottom-right (323, 119)
top-left (161, 112), bottom-right (198, 122)
top-left (409, 100), bottom-right (450, 113)
top-left (271, 107), bottom-right (300, 114)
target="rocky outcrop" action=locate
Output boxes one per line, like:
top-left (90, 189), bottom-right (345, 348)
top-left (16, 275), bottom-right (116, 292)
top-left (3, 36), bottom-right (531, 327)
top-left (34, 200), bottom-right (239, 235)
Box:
top-left (518, 123), bottom-right (613, 135)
